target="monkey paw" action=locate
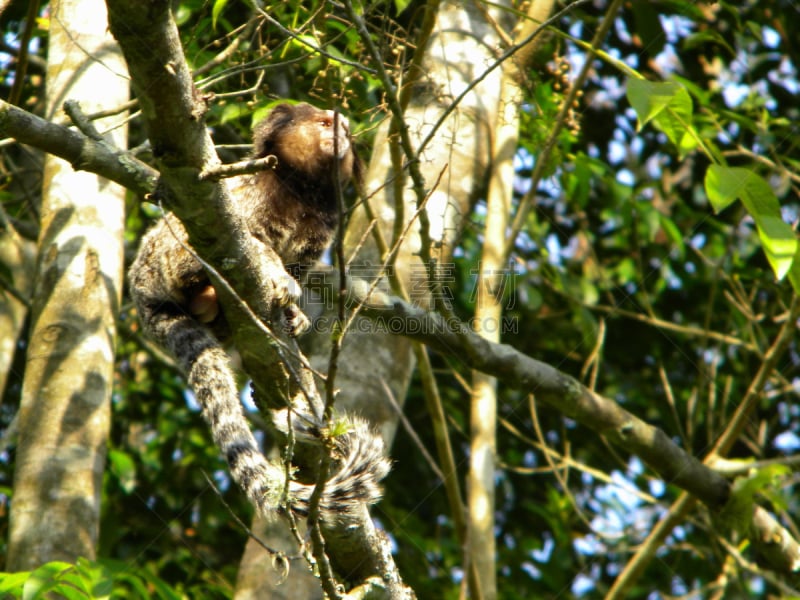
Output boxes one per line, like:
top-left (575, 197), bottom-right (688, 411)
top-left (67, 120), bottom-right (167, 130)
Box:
top-left (283, 304), bottom-right (311, 337)
top-left (268, 268), bottom-right (303, 308)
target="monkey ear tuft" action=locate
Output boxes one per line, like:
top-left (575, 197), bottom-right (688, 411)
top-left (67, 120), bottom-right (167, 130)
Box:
top-left (267, 103), bottom-right (294, 118)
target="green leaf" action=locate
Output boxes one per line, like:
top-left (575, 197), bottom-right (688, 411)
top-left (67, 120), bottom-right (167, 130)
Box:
top-left (108, 449), bottom-right (137, 493)
top-left (579, 278), bottom-right (599, 306)
top-left (626, 79), bottom-right (682, 128)
top-left (705, 164), bottom-right (742, 212)
top-left (173, 5), bottom-right (192, 26)
top-left (683, 30), bottom-right (736, 56)
top-left (139, 572), bottom-right (183, 600)
top-left (717, 465), bottom-right (789, 538)
top-left (96, 558), bottom-right (175, 600)
top-left (219, 103), bottom-right (247, 125)
top-left (250, 106), bottom-right (272, 128)
top-left (22, 562), bottom-right (77, 600)
top-left (787, 245), bottom-right (800, 294)
top-left (658, 213), bottom-right (685, 259)
top-left (211, 0), bottom-right (228, 30)
top-left (751, 215), bottom-right (797, 282)
top-left (626, 79), bottom-right (697, 156)
top-left (732, 464), bottom-right (790, 501)
top-left (288, 34), bottom-right (321, 55)
top-left (705, 166), bottom-right (798, 282)
top-left (613, 257), bottom-right (637, 286)
top-left (0, 571), bottom-right (28, 595)
top-left (75, 558), bottom-right (113, 599)
top-left (48, 585), bottom-right (87, 600)
top-left (250, 99), bottom-right (306, 129)
top-left (652, 86), bottom-right (696, 156)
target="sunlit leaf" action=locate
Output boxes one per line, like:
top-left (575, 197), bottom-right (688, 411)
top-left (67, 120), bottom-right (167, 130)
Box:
top-left (211, 0), bottom-right (228, 30)
top-left (626, 79), bottom-right (683, 129)
top-left (705, 165), bottom-right (797, 282)
top-left (788, 246), bottom-right (800, 294)
top-left (626, 79), bottom-right (698, 156)
top-left (732, 463), bottom-right (790, 501)
top-left (22, 562), bottom-right (79, 600)
top-left (651, 86), bottom-right (697, 156)
top-left (614, 257), bottom-right (637, 286)
top-left (75, 558), bottom-right (113, 600)
top-left (0, 571), bottom-right (28, 594)
top-left (751, 215), bottom-right (797, 282)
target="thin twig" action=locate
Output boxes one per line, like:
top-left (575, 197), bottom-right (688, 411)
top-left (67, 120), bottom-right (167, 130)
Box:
top-left (380, 380), bottom-right (445, 481)
top-left (504, 0), bottom-right (623, 260)
top-left (252, 3), bottom-right (375, 75)
top-left (8, 0), bottom-right (40, 107)
top-left (201, 471), bottom-right (294, 560)
top-left (199, 155), bottom-right (278, 180)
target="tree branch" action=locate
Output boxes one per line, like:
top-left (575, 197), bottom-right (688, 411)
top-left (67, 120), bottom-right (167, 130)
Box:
top-left (330, 275), bottom-right (800, 576)
top-left (0, 99), bottom-right (157, 195)
top-left (345, 278), bottom-right (729, 500)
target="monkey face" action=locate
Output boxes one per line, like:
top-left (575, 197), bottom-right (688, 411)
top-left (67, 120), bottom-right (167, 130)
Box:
top-left (253, 103), bottom-right (355, 181)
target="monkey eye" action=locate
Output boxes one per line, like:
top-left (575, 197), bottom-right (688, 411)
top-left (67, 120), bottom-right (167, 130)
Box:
top-left (320, 117), bottom-right (333, 128)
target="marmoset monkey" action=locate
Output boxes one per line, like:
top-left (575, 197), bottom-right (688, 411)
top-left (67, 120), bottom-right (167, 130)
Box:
top-left (128, 103), bottom-right (388, 520)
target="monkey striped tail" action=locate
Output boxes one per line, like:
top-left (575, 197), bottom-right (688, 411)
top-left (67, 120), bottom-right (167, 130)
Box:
top-left (142, 308), bottom-right (388, 518)
top-left (287, 416), bottom-right (392, 521)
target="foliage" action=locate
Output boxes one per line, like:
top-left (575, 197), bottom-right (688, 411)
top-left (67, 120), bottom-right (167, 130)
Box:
top-left (0, 556), bottom-right (228, 599)
top-left (0, 0), bottom-right (798, 598)
top-left (463, 1), bottom-right (799, 596)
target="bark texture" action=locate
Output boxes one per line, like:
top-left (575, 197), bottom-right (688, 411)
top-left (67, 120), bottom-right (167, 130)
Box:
top-left (6, 0), bottom-right (127, 570)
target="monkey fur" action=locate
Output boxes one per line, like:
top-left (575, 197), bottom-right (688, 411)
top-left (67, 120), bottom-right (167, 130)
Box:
top-left (128, 103), bottom-right (389, 520)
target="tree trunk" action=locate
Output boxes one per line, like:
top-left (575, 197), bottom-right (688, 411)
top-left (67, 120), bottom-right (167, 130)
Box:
top-left (469, 73), bottom-right (519, 600)
top-left (6, 0), bottom-right (128, 570)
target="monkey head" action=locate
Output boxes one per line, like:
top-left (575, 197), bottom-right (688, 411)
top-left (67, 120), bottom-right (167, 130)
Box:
top-left (252, 102), bottom-right (356, 184)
